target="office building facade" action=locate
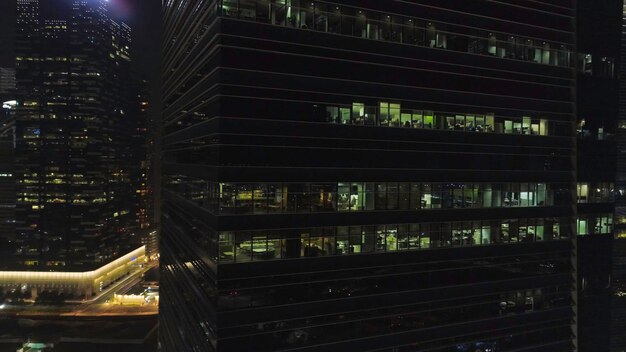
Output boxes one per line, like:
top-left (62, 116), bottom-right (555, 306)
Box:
top-left (0, 67), bottom-right (16, 94)
top-left (612, 2), bottom-right (626, 351)
top-left (0, 98), bottom-right (16, 270)
top-left (573, 1), bottom-right (622, 351)
top-left (10, 0), bottom-right (140, 279)
top-left (0, 66), bottom-right (17, 270)
top-left (161, 1), bottom-right (577, 351)
top-left (133, 79), bottom-right (158, 258)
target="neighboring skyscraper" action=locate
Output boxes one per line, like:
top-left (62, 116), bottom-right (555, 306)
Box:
top-left (0, 99), bottom-right (16, 270)
top-left (612, 2), bottom-right (626, 351)
top-left (575, 1), bottom-right (621, 351)
top-left (0, 67), bottom-right (16, 93)
top-left (133, 79), bottom-right (157, 258)
top-left (9, 0), bottom-right (140, 278)
top-left (0, 67), bottom-right (17, 271)
top-left (161, 1), bottom-right (577, 351)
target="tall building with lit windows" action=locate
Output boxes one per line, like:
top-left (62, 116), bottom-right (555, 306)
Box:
top-left (573, 1), bottom-right (622, 351)
top-left (161, 1), bottom-right (577, 351)
top-left (10, 0), bottom-right (141, 278)
top-left (0, 96), bottom-right (16, 270)
top-left (612, 2), bottom-right (626, 351)
top-left (132, 79), bottom-right (157, 257)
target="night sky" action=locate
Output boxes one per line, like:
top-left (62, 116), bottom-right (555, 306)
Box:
top-left (0, 0), bottom-right (160, 80)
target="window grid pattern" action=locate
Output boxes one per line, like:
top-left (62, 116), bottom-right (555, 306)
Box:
top-left (576, 182), bottom-right (615, 203)
top-left (576, 214), bottom-right (613, 236)
top-left (219, 0), bottom-right (573, 68)
top-left (217, 217), bottom-right (570, 263)
top-left (166, 180), bottom-right (563, 215)
top-left (326, 102), bottom-right (563, 136)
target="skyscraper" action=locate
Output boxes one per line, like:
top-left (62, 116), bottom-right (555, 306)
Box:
top-left (612, 2), bottom-right (626, 351)
top-left (0, 98), bottom-right (16, 271)
top-left (0, 67), bottom-right (16, 93)
top-left (0, 66), bottom-right (17, 271)
top-left (161, 1), bottom-right (577, 351)
top-left (574, 1), bottom-right (621, 351)
top-left (133, 79), bottom-right (158, 258)
top-left (1, 0), bottom-right (144, 296)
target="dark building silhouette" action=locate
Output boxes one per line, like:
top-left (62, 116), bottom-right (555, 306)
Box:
top-left (575, 1), bottom-right (621, 351)
top-left (0, 68), bottom-right (16, 93)
top-left (10, 0), bottom-right (141, 274)
top-left (133, 79), bottom-right (158, 258)
top-left (161, 1), bottom-right (578, 351)
top-left (0, 65), bottom-right (17, 273)
top-left (612, 2), bottom-right (626, 352)
top-left (0, 97), bottom-right (16, 266)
